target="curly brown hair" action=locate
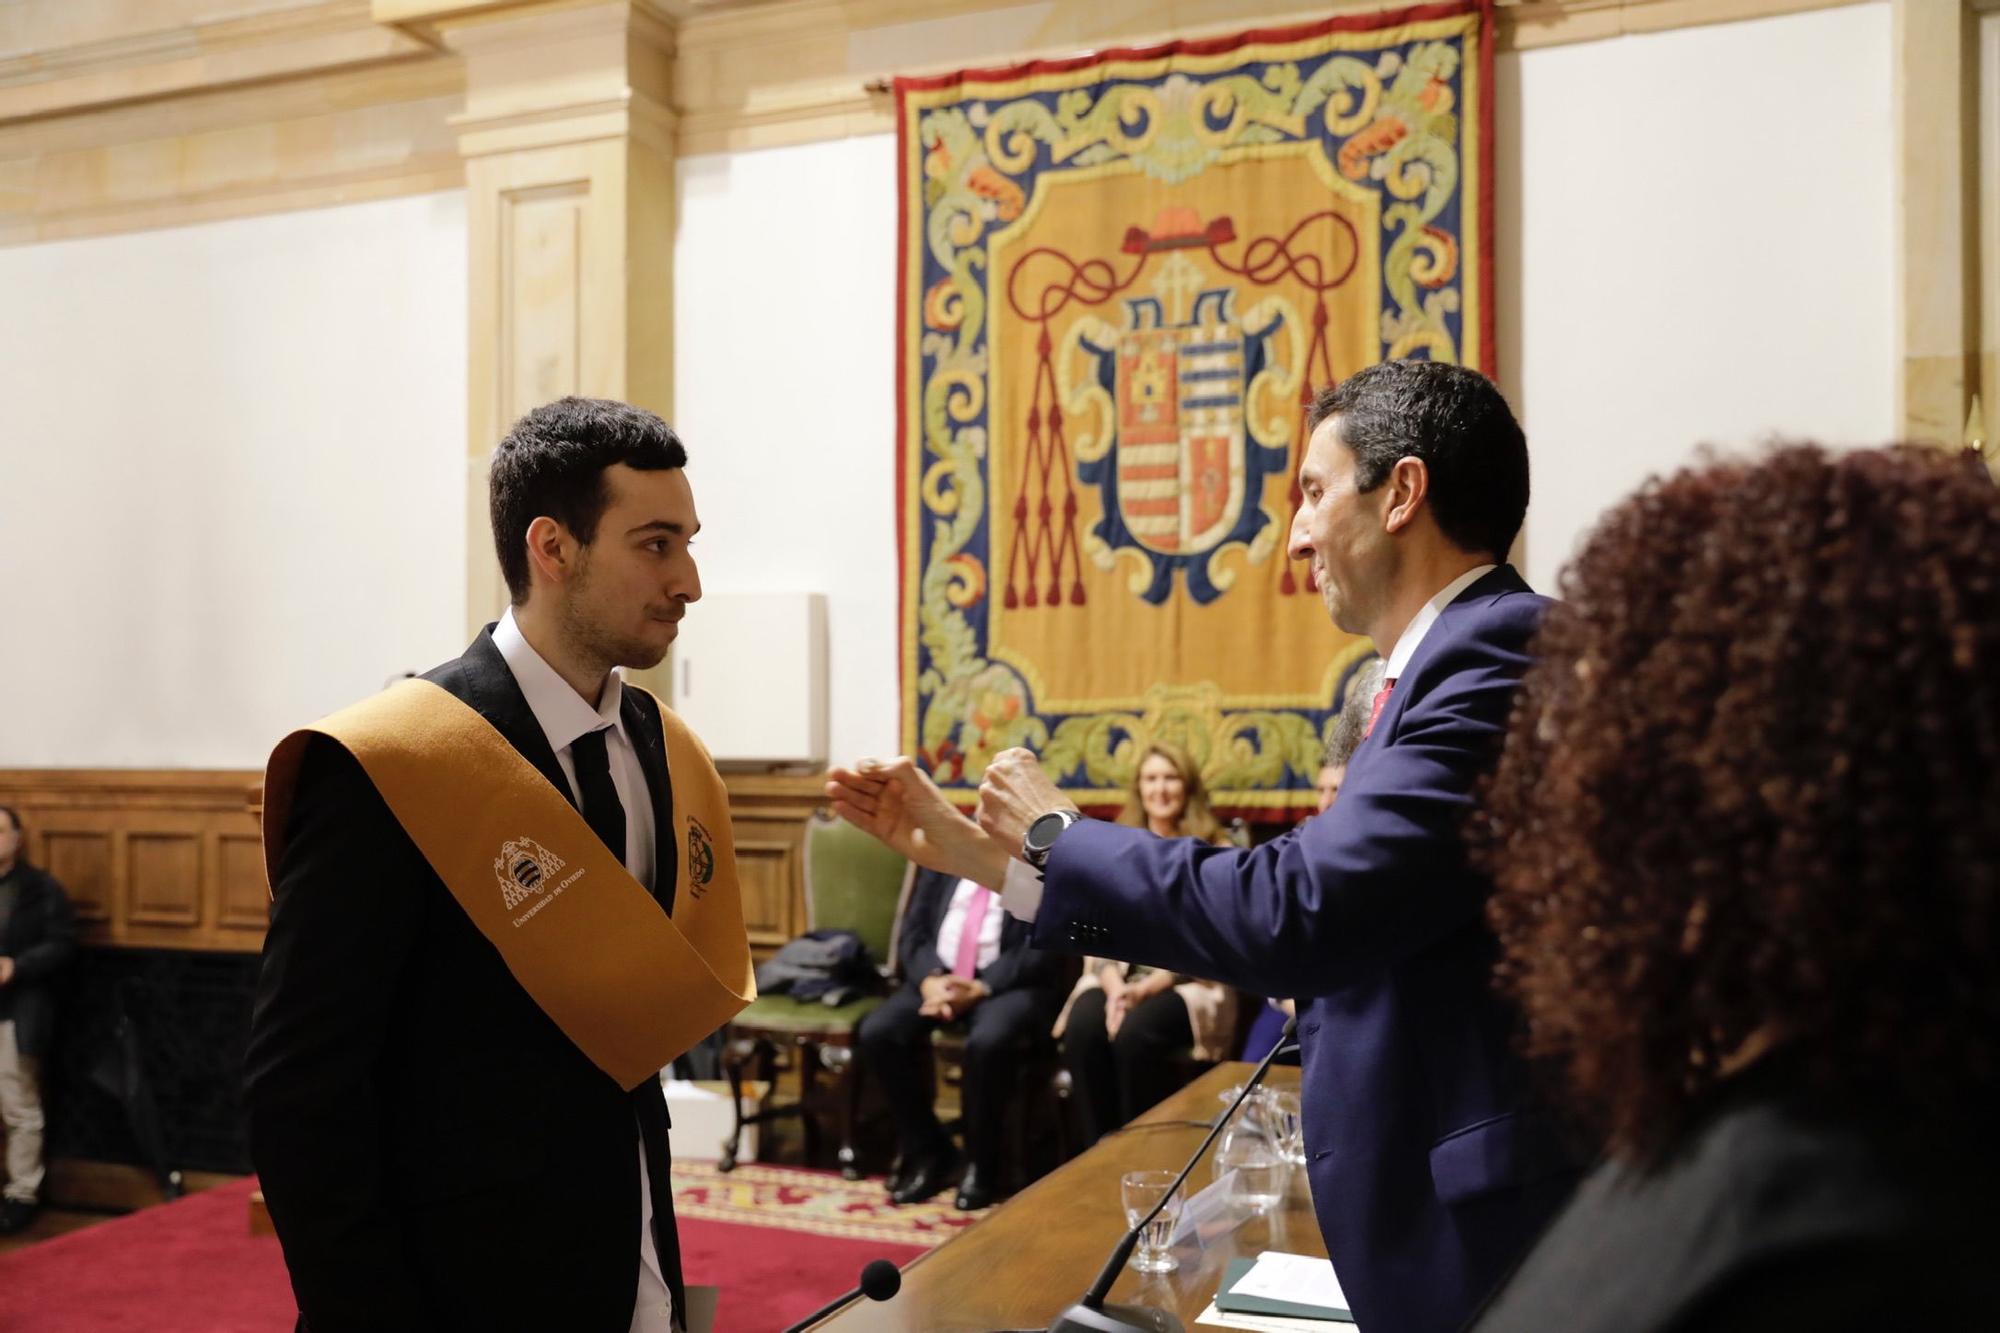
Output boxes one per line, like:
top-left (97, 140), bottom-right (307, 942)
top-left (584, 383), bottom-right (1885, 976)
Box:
top-left (1476, 444), bottom-right (2000, 1164)
top-left (1115, 741), bottom-right (1223, 843)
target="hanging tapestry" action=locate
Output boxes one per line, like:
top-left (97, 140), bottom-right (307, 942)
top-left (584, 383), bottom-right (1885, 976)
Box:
top-left (896, 2), bottom-right (1494, 812)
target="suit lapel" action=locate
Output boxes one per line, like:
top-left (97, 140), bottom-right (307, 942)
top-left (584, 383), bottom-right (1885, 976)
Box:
top-left (1373, 565), bottom-right (1532, 747)
top-left (621, 687), bottom-right (677, 915)
top-left (425, 628), bottom-right (577, 810)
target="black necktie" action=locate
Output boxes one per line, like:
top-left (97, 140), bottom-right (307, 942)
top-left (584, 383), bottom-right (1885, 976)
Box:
top-left (569, 726), bottom-right (627, 867)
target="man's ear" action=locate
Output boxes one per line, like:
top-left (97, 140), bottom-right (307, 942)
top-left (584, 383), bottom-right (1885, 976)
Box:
top-left (524, 515), bottom-right (577, 589)
top-left (1381, 456), bottom-right (1430, 535)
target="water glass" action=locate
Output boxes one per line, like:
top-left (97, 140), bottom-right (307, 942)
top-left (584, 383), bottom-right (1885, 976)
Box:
top-left (1213, 1118), bottom-right (1286, 1214)
top-left (1266, 1089), bottom-right (1306, 1166)
top-left (1121, 1169), bottom-right (1184, 1274)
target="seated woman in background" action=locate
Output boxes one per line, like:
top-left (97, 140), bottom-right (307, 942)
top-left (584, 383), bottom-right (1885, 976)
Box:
top-left (1055, 742), bottom-right (1238, 1146)
top-left (1472, 445), bottom-right (2000, 1332)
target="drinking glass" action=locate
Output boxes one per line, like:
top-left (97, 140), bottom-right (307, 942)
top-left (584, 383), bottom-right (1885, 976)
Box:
top-left (1121, 1170), bottom-right (1184, 1274)
top-left (1266, 1089), bottom-right (1306, 1166)
top-left (1212, 1116), bottom-right (1286, 1214)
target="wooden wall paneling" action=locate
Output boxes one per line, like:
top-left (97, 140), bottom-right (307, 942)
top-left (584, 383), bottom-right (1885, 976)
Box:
top-left (0, 768), bottom-right (825, 957)
top-left (0, 770), bottom-right (264, 951)
top-left (217, 819), bottom-right (276, 936)
top-left (36, 820), bottom-right (117, 928)
top-left (125, 815), bottom-right (205, 930)
top-left (732, 834), bottom-right (801, 950)
top-left (717, 771), bottom-right (828, 958)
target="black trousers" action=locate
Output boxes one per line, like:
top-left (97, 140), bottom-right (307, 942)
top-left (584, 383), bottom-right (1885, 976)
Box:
top-left (855, 981), bottom-right (1055, 1174)
top-left (1061, 985), bottom-right (1195, 1147)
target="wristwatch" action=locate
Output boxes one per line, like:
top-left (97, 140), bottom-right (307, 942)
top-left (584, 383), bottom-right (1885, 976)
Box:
top-left (1022, 809), bottom-right (1082, 871)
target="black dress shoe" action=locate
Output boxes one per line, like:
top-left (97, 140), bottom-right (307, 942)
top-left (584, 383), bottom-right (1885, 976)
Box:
top-left (889, 1145), bottom-right (963, 1205)
top-left (0, 1199), bottom-right (38, 1235)
top-left (882, 1156), bottom-right (907, 1198)
top-left (953, 1164), bottom-right (996, 1211)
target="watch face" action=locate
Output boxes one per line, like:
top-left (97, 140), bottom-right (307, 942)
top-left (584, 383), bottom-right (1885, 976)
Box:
top-left (1028, 811), bottom-right (1068, 851)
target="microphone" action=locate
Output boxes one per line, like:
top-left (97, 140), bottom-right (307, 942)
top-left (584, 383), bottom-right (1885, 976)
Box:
top-left (1046, 1016), bottom-right (1300, 1333)
top-left (781, 1257), bottom-right (902, 1332)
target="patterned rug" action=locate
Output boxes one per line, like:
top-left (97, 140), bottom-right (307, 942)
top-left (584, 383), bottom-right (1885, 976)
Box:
top-left (672, 1159), bottom-right (990, 1247)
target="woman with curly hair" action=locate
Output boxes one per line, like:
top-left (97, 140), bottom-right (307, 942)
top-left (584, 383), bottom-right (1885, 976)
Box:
top-left (1053, 742), bottom-right (1238, 1146)
top-left (1473, 445), bottom-right (2000, 1332)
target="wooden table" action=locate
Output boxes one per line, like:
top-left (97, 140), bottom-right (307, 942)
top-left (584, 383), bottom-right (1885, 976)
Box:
top-left (814, 1063), bottom-right (1319, 1332)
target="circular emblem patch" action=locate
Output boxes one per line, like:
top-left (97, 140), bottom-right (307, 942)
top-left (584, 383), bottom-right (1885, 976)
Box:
top-left (686, 816), bottom-right (715, 897)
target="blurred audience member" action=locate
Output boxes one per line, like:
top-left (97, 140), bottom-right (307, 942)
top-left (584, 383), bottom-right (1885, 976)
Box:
top-left (856, 867), bottom-right (1067, 1211)
top-left (0, 805), bottom-right (78, 1235)
top-left (1474, 446), bottom-right (2000, 1332)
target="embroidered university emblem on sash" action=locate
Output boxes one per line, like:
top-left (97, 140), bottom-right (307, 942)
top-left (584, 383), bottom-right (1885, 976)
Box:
top-left (686, 817), bottom-right (715, 898)
top-left (495, 836), bottom-right (566, 910)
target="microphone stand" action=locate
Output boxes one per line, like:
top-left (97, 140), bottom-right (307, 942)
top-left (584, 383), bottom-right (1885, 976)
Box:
top-left (1045, 1017), bottom-right (1299, 1333)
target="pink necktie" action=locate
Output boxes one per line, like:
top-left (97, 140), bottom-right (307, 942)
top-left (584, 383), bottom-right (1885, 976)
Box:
top-left (953, 886), bottom-right (994, 979)
top-left (1365, 679), bottom-right (1396, 739)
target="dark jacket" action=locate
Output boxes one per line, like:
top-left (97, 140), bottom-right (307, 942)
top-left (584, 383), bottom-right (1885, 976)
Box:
top-left (0, 862), bottom-right (77, 1058)
top-left (1036, 567), bottom-right (1581, 1332)
top-left (245, 629), bottom-right (684, 1333)
top-left (896, 866), bottom-right (1064, 997)
top-left (1474, 1063), bottom-right (2000, 1332)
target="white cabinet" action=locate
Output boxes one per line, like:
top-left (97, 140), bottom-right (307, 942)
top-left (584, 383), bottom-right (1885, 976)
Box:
top-left (663, 591), bottom-right (827, 765)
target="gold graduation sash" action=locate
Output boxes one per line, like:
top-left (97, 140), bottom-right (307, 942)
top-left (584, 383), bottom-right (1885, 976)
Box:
top-left (262, 678), bottom-right (756, 1090)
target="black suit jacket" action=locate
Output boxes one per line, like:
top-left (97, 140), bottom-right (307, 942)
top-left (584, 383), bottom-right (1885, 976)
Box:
top-left (245, 629), bottom-right (683, 1332)
top-left (893, 867), bottom-right (1064, 997)
top-left (1474, 1064), bottom-right (2000, 1332)
top-left (0, 863), bottom-right (77, 1059)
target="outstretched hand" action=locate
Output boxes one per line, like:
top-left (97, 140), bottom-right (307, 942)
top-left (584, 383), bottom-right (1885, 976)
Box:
top-left (826, 756), bottom-right (1012, 886)
top-left (977, 747), bottom-right (1078, 850)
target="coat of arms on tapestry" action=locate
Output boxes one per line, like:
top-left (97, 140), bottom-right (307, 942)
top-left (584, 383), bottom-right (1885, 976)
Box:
top-left (896, 3), bottom-right (1493, 811)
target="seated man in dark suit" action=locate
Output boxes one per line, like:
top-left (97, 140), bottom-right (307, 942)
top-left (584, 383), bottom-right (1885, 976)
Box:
top-left (857, 867), bottom-right (1067, 1211)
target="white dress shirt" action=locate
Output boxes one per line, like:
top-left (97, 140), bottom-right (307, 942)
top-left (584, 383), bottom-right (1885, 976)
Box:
top-left (1381, 564), bottom-right (1497, 682)
top-left (934, 877), bottom-right (1005, 975)
top-left (1001, 565), bottom-right (1500, 926)
top-left (491, 608), bottom-right (673, 1333)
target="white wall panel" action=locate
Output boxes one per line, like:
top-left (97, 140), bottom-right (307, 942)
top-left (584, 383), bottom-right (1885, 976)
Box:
top-left (0, 191), bottom-right (468, 767)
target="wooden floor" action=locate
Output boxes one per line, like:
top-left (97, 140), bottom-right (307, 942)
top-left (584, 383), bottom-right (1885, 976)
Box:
top-left (0, 1204), bottom-right (106, 1255)
top-left (0, 1164), bottom-right (242, 1257)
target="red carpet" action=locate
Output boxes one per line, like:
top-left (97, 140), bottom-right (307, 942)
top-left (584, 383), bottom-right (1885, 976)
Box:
top-left (0, 1181), bottom-right (294, 1332)
top-left (0, 1172), bottom-right (936, 1332)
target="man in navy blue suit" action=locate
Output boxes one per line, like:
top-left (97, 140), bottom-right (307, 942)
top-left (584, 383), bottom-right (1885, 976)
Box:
top-left (831, 360), bottom-right (1579, 1332)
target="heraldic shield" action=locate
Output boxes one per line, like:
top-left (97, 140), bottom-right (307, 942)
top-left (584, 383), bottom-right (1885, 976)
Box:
top-left (1091, 286), bottom-right (1288, 605)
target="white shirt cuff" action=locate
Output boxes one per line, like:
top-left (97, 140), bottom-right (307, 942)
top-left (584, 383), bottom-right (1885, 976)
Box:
top-left (1000, 856), bottom-right (1045, 922)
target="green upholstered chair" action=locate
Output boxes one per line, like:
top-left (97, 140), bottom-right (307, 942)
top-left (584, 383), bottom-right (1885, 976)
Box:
top-left (718, 809), bottom-right (913, 1175)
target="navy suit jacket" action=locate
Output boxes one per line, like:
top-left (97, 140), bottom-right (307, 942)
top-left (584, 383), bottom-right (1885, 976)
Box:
top-left (1035, 566), bottom-right (1579, 1332)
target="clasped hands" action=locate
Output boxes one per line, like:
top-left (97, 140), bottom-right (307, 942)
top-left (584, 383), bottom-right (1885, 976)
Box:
top-left (825, 747), bottom-right (1079, 886)
top-left (918, 972), bottom-right (988, 1022)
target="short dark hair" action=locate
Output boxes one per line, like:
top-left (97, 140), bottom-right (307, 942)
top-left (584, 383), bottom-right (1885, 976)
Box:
top-left (0, 804), bottom-right (19, 835)
top-left (489, 397), bottom-right (688, 603)
top-left (1306, 359), bottom-right (1529, 559)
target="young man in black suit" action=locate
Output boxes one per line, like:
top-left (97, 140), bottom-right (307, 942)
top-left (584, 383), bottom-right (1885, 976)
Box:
top-left (246, 397), bottom-right (748, 1332)
top-left (0, 804), bottom-right (77, 1234)
top-left (856, 867), bottom-right (1066, 1210)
